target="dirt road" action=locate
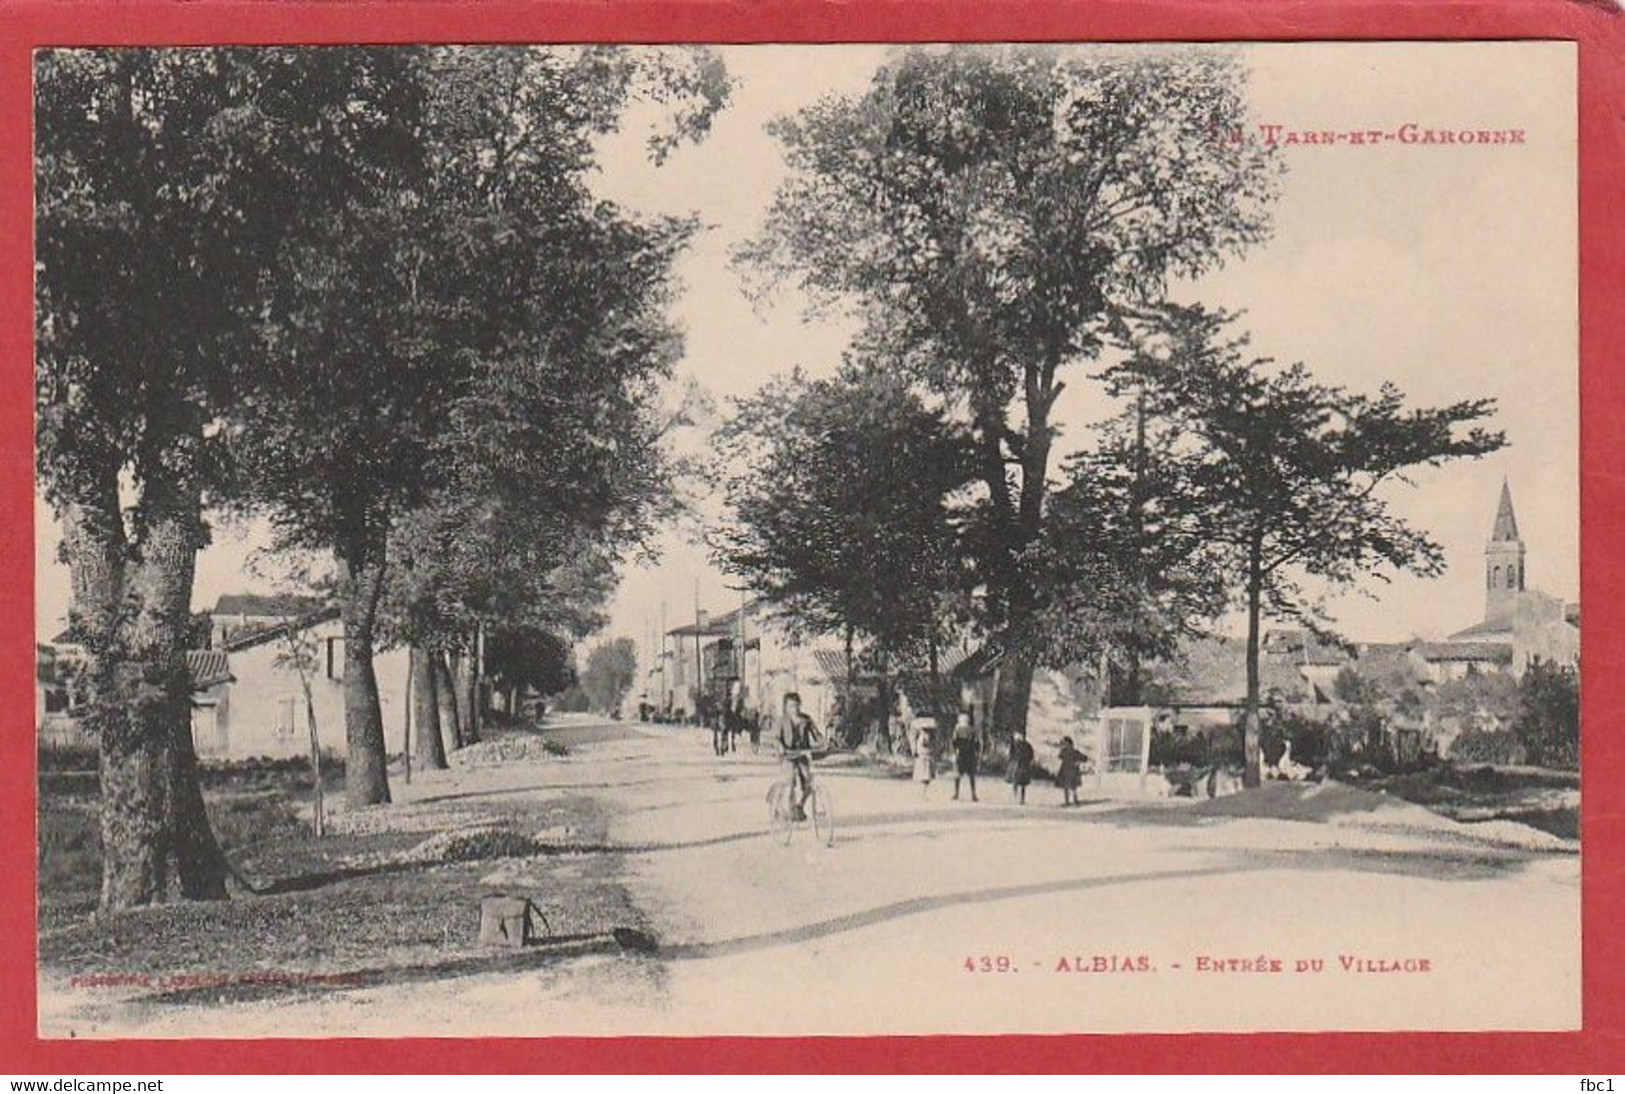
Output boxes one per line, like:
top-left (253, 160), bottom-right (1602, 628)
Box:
top-left (40, 716), bottom-right (1579, 1037)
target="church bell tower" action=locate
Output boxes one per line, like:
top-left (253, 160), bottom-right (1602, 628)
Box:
top-left (1485, 479), bottom-right (1526, 622)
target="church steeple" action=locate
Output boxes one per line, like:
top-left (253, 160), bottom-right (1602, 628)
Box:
top-left (1485, 478), bottom-right (1526, 622)
top-left (1490, 479), bottom-right (1521, 542)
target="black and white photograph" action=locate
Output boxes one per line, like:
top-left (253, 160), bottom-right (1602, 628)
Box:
top-left (33, 40), bottom-right (1579, 1038)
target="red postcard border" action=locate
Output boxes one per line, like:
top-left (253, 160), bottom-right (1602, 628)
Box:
top-left (2, 0), bottom-right (1621, 1074)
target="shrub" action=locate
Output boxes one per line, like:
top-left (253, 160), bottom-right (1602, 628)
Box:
top-left (1150, 727), bottom-right (1213, 768)
top-left (1448, 728), bottom-right (1528, 766)
top-left (1513, 658), bottom-right (1579, 769)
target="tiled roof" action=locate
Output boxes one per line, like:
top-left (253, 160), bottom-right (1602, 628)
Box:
top-left (186, 650), bottom-right (235, 690)
top-left (1447, 617), bottom-right (1515, 640)
top-left (214, 593), bottom-right (328, 618)
top-left (897, 672), bottom-right (958, 717)
top-left (1262, 628), bottom-right (1351, 666)
top-left (220, 606), bottom-right (341, 652)
top-left (810, 648), bottom-right (852, 681)
top-left (947, 644), bottom-right (1004, 681)
top-left (666, 619), bottom-right (734, 638)
top-left (1146, 636), bottom-right (1314, 707)
top-left (1413, 641), bottom-right (1513, 663)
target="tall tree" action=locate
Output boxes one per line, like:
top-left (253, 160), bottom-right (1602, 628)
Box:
top-left (1513, 658), bottom-right (1579, 770)
top-left (581, 638), bottom-right (639, 714)
top-left (713, 366), bottom-right (975, 707)
top-left (739, 45), bottom-right (1280, 738)
top-left (233, 46), bottom-right (727, 806)
top-left (1036, 393), bottom-right (1230, 705)
top-left (1115, 304), bottom-right (1506, 784)
top-left (484, 626), bottom-right (576, 714)
top-left (35, 48), bottom-right (396, 906)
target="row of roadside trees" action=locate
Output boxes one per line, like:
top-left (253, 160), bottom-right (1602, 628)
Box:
top-left (36, 46), bottom-right (729, 909)
top-left (713, 46), bottom-right (1506, 780)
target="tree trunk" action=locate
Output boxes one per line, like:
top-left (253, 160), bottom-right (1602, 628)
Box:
top-left (977, 360), bottom-right (1058, 747)
top-left (1113, 385), bottom-right (1149, 710)
top-left (335, 547), bottom-right (390, 807)
top-left (410, 646), bottom-right (447, 770)
top-left (303, 677), bottom-right (325, 837)
top-left (843, 624), bottom-right (857, 746)
top-left (1106, 656), bottom-right (1144, 708)
top-left (1242, 533), bottom-right (1265, 789)
top-left (94, 464), bottom-right (228, 907)
top-left (470, 625), bottom-right (485, 742)
top-left (454, 643), bottom-right (479, 744)
top-left (992, 655), bottom-right (1036, 741)
top-left (436, 651), bottom-right (464, 750)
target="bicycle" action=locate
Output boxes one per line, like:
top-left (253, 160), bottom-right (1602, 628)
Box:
top-left (768, 747), bottom-right (835, 847)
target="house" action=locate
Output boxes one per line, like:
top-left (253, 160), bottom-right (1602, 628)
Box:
top-left (209, 592), bottom-right (329, 650)
top-left (38, 645), bottom-right (239, 753)
top-left (190, 607), bottom-right (410, 760)
top-left (1409, 640), bottom-right (1514, 683)
top-left (36, 639), bottom-right (90, 750)
top-left (660, 601), bottom-right (842, 728)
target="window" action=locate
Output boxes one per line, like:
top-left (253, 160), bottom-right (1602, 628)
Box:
top-left (1492, 565), bottom-right (1501, 589)
top-left (276, 697), bottom-right (297, 738)
top-left (1507, 565), bottom-right (1517, 589)
top-left (1105, 716), bottom-right (1146, 773)
top-left (325, 637), bottom-right (343, 681)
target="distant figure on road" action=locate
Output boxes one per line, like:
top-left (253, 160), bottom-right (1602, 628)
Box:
top-left (951, 713), bottom-right (980, 802)
top-left (747, 706), bottom-right (762, 753)
top-left (1056, 735), bottom-right (1084, 807)
top-left (708, 694), bottom-right (731, 756)
top-left (1007, 727), bottom-right (1034, 805)
top-left (777, 692), bottom-right (826, 820)
top-left (756, 709), bottom-right (774, 755)
top-left (911, 716), bottom-right (936, 798)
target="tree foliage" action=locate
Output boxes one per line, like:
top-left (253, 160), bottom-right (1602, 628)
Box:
top-left (34, 47), bottom-right (400, 905)
top-left (485, 626), bottom-right (577, 701)
top-left (738, 45), bottom-right (1281, 734)
top-left (1034, 390), bottom-right (1230, 702)
top-left (713, 366), bottom-right (974, 663)
top-left (581, 637), bottom-right (639, 714)
top-left (1113, 304), bottom-right (1506, 783)
top-left (223, 46), bottom-right (726, 803)
top-left (1513, 658), bottom-right (1579, 769)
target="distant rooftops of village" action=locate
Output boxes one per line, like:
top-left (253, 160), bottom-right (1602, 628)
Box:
top-left (649, 481), bottom-right (1577, 713)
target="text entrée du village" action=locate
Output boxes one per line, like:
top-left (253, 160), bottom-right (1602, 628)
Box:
top-left (962, 954), bottom-right (1433, 975)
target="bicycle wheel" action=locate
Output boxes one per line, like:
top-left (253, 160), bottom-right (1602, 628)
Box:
top-left (810, 785), bottom-right (834, 847)
top-left (768, 781), bottom-right (794, 845)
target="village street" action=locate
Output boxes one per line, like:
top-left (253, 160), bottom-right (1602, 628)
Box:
top-left (40, 715), bottom-right (1580, 1039)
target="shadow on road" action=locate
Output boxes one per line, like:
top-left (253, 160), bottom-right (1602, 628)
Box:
top-left (659, 864), bottom-right (1266, 961)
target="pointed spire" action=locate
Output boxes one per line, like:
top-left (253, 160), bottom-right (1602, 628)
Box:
top-left (1490, 478), bottom-right (1521, 542)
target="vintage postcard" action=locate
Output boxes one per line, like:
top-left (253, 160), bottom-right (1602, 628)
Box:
top-left (32, 39), bottom-right (1579, 1041)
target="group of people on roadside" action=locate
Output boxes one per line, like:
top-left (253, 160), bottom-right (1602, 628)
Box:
top-left (712, 689), bottom-right (1094, 810)
top-left (909, 714), bottom-right (1088, 807)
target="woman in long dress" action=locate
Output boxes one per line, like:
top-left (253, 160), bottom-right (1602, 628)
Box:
top-left (912, 716), bottom-right (936, 798)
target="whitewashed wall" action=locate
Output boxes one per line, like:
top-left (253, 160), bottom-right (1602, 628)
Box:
top-left (192, 618), bottom-right (411, 761)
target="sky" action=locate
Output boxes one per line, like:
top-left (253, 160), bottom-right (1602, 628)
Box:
top-left (35, 42), bottom-right (1578, 660)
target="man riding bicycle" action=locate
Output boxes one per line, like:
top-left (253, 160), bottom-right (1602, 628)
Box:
top-left (776, 692), bottom-right (827, 821)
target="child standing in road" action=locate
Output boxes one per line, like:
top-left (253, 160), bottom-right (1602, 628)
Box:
top-left (951, 713), bottom-right (980, 802)
top-left (1008, 727), bottom-right (1035, 805)
top-left (1056, 735), bottom-right (1084, 807)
